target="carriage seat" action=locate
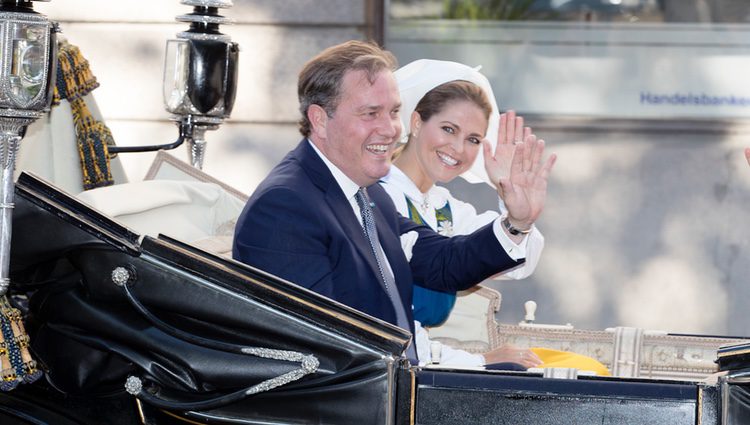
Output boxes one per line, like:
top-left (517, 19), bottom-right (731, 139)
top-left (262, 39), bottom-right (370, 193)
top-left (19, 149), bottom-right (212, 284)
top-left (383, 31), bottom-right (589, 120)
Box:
top-left (427, 287), bottom-right (748, 381)
top-left (75, 151), bottom-right (246, 256)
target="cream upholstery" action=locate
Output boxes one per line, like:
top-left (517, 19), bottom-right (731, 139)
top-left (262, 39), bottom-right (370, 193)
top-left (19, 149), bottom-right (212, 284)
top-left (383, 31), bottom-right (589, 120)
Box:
top-left (76, 152), bottom-right (245, 256)
top-left (427, 285), bottom-right (501, 354)
top-left (76, 179), bottom-right (244, 245)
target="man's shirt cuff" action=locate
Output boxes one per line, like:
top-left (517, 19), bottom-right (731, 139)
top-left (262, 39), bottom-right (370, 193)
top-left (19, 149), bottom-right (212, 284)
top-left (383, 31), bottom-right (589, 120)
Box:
top-left (492, 217), bottom-right (528, 261)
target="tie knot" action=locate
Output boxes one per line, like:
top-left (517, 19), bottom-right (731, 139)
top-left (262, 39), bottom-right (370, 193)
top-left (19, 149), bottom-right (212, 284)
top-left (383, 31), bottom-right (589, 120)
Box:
top-left (356, 187), bottom-right (372, 209)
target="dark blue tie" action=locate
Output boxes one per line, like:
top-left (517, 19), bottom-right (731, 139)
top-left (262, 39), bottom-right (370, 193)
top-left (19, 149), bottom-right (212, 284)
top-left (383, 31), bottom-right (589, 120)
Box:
top-left (355, 188), bottom-right (417, 361)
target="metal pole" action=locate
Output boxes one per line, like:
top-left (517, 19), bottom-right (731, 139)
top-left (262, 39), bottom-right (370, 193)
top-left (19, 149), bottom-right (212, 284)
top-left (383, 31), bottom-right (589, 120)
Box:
top-left (0, 118), bottom-right (29, 296)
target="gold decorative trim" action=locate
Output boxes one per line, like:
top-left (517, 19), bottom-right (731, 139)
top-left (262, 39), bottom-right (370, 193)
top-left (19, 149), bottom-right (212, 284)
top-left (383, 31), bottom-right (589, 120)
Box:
top-left (410, 368), bottom-right (416, 425)
top-left (160, 409), bottom-right (205, 424)
top-left (717, 348), bottom-right (750, 358)
top-left (697, 387), bottom-right (703, 425)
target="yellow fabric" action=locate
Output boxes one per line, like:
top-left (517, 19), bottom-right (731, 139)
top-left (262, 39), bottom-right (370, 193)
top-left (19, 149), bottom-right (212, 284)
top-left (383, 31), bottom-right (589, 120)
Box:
top-left (531, 347), bottom-right (611, 376)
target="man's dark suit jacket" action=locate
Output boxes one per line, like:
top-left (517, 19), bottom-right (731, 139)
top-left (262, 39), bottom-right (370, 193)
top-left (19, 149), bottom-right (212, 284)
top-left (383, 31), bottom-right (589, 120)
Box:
top-left (233, 140), bottom-right (522, 334)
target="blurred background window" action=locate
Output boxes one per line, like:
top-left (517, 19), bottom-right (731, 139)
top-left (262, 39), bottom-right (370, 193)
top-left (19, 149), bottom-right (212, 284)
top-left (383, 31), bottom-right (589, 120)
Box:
top-left (391, 0), bottom-right (750, 23)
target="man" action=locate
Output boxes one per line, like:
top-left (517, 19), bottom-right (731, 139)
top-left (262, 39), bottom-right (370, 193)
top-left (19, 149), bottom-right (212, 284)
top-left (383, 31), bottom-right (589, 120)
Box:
top-left (233, 41), bottom-right (555, 355)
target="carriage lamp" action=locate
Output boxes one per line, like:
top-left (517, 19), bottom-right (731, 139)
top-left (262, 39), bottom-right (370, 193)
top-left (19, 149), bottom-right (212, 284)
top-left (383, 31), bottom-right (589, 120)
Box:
top-left (0, 0), bottom-right (56, 390)
top-left (106, 0), bottom-right (238, 170)
top-left (163, 0), bottom-right (238, 169)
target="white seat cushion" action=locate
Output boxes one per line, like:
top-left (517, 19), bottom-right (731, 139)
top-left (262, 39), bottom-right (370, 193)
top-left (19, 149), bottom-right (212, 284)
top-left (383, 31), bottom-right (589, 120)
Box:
top-left (76, 179), bottom-right (245, 244)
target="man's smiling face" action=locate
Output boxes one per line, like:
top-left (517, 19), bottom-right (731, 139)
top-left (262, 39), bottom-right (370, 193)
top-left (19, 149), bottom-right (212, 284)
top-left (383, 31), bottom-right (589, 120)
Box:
top-left (317, 69), bottom-right (402, 187)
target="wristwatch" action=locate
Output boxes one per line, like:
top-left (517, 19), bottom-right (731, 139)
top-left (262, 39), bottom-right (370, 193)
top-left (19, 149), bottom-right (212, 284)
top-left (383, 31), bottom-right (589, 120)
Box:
top-left (502, 217), bottom-right (532, 236)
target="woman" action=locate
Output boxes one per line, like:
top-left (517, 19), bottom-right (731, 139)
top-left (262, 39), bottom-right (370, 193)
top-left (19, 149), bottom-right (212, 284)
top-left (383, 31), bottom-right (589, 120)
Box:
top-left (380, 59), bottom-right (549, 368)
top-left (383, 60), bottom-right (608, 377)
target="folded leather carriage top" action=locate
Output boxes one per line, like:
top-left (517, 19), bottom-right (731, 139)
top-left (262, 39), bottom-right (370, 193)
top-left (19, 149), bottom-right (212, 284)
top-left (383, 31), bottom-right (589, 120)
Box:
top-left (718, 342), bottom-right (750, 373)
top-left (9, 172), bottom-right (413, 425)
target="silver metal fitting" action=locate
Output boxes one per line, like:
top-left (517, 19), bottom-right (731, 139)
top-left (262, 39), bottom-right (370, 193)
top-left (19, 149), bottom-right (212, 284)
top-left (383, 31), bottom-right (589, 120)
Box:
top-left (124, 376), bottom-right (142, 395)
top-left (111, 266), bottom-right (131, 287)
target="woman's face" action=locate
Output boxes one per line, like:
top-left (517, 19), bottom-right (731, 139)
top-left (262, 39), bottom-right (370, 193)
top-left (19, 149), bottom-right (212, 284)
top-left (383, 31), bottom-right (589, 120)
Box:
top-left (410, 99), bottom-right (488, 185)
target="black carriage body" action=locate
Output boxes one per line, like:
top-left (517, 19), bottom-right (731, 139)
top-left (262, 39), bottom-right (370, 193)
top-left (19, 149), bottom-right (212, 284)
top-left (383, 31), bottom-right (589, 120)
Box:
top-left (7, 172), bottom-right (409, 424)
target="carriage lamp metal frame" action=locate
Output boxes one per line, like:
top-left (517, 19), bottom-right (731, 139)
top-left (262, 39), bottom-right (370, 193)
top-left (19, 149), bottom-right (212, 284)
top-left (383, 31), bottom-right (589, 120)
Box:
top-left (0, 0), bottom-right (56, 297)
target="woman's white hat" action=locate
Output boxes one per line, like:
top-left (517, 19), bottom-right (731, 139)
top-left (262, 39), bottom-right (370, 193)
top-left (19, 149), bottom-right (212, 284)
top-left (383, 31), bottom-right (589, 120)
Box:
top-left (394, 59), bottom-right (500, 186)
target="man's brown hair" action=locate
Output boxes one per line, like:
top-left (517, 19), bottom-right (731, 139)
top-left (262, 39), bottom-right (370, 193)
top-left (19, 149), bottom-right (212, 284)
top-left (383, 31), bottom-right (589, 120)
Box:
top-left (297, 40), bottom-right (398, 137)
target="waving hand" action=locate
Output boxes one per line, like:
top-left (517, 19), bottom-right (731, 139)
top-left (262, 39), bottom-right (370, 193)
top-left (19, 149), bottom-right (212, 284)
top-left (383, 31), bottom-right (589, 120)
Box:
top-left (488, 133), bottom-right (556, 232)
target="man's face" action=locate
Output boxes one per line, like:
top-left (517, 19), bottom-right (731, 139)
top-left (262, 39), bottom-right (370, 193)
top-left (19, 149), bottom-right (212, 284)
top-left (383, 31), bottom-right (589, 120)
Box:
top-left (315, 69), bottom-right (402, 187)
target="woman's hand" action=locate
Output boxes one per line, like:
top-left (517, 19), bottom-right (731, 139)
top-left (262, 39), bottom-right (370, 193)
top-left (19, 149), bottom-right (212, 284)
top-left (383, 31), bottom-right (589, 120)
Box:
top-left (483, 110), bottom-right (530, 189)
top-left (493, 134), bottom-right (556, 231)
top-left (483, 345), bottom-right (542, 369)
top-left (745, 148), bottom-right (750, 167)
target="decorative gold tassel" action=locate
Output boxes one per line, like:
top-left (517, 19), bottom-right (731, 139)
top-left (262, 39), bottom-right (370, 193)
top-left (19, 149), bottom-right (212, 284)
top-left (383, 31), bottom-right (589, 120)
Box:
top-left (54, 40), bottom-right (116, 190)
top-left (0, 297), bottom-right (40, 390)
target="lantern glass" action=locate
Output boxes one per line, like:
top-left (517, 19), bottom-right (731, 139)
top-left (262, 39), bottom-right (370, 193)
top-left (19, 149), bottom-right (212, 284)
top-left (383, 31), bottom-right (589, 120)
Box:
top-left (9, 23), bottom-right (48, 105)
top-left (163, 39), bottom-right (190, 113)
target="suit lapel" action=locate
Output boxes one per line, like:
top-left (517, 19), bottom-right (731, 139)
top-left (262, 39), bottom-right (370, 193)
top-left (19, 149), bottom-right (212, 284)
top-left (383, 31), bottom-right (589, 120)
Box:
top-left (295, 140), bottom-right (392, 299)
